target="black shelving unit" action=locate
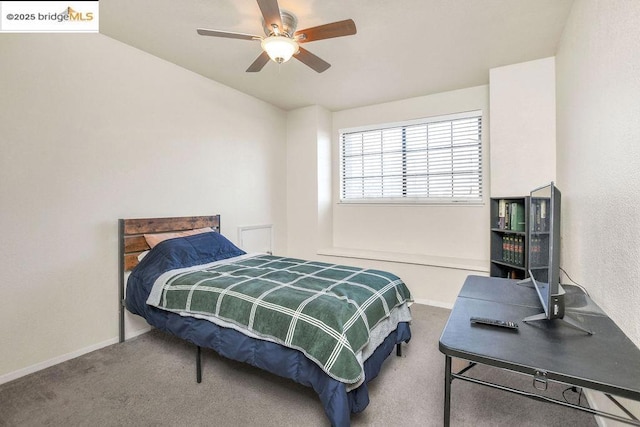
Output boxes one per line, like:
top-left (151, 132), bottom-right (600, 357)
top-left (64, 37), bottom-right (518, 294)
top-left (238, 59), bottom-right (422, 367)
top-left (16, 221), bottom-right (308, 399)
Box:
top-left (490, 196), bottom-right (530, 279)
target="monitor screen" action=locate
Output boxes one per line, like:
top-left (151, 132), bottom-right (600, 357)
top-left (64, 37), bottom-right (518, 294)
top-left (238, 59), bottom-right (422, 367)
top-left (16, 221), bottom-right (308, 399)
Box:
top-left (528, 182), bottom-right (561, 319)
top-left (524, 182), bottom-right (591, 333)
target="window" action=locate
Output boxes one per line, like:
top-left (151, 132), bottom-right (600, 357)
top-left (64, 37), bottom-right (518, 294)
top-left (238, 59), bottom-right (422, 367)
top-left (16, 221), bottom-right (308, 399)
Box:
top-left (339, 111), bottom-right (483, 203)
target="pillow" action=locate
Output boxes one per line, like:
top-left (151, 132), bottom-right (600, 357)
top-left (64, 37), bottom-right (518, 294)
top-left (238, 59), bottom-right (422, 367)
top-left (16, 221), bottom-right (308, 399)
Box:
top-left (128, 231), bottom-right (246, 305)
top-left (137, 250), bottom-right (150, 261)
top-left (144, 227), bottom-right (213, 249)
top-left (137, 231), bottom-right (246, 274)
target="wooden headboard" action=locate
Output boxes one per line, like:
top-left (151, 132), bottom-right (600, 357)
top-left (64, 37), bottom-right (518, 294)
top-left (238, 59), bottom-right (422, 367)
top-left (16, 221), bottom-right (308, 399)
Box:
top-left (118, 215), bottom-right (221, 342)
top-left (119, 215), bottom-right (221, 271)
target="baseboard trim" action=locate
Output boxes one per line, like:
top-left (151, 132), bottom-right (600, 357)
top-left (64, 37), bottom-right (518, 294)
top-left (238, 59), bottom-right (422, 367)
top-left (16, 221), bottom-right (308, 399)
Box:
top-left (0, 327), bottom-right (151, 386)
top-left (1, 300), bottom-right (456, 387)
top-left (317, 247), bottom-right (489, 273)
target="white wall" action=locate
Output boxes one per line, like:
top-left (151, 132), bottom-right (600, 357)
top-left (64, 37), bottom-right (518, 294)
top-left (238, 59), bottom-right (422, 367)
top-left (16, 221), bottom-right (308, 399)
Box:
top-left (556, 0), bottom-right (640, 421)
top-left (331, 86), bottom-right (489, 259)
top-left (0, 34), bottom-right (287, 380)
top-left (556, 0), bottom-right (640, 353)
top-left (490, 57), bottom-right (557, 196)
top-left (283, 87), bottom-right (491, 306)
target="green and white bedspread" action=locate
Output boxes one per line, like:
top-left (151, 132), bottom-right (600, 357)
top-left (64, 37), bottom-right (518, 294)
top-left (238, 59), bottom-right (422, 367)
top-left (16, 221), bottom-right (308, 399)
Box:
top-left (146, 254), bottom-right (413, 385)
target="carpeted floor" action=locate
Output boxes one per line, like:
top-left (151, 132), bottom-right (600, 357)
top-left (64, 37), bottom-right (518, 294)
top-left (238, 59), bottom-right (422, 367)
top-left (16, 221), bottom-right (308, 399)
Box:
top-left (0, 304), bottom-right (597, 426)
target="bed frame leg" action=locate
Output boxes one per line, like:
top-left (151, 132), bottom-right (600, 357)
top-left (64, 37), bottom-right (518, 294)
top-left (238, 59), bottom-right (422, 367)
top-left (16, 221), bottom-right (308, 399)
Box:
top-left (396, 343), bottom-right (402, 357)
top-left (196, 346), bottom-right (202, 383)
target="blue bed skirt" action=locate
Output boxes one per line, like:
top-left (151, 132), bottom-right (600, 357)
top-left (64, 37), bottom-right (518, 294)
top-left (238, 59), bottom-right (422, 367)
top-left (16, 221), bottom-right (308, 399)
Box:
top-left (129, 303), bottom-right (410, 426)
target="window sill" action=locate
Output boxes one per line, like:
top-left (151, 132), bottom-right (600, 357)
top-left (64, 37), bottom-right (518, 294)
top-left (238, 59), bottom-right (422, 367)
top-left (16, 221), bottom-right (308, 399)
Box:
top-left (337, 199), bottom-right (485, 207)
top-left (317, 247), bottom-right (489, 273)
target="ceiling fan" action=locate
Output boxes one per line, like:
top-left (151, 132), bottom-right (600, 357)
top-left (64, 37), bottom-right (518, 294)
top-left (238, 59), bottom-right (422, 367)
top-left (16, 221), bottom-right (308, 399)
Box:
top-left (196, 0), bottom-right (356, 73)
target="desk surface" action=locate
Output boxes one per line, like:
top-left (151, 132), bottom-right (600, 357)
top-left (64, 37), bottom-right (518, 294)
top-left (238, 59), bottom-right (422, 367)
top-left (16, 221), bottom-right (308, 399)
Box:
top-left (439, 275), bottom-right (640, 401)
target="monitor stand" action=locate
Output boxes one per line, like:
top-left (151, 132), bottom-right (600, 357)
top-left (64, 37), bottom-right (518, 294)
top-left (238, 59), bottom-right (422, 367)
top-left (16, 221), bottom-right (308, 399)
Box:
top-left (522, 312), bottom-right (593, 335)
top-left (517, 277), bottom-right (593, 335)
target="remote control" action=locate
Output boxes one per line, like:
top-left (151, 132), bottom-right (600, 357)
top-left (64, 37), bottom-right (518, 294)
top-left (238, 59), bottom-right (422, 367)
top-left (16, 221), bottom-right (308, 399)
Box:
top-left (470, 317), bottom-right (518, 330)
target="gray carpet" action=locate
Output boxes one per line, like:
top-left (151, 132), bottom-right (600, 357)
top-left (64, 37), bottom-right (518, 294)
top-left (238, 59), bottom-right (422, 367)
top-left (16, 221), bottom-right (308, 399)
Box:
top-left (0, 304), bottom-right (597, 426)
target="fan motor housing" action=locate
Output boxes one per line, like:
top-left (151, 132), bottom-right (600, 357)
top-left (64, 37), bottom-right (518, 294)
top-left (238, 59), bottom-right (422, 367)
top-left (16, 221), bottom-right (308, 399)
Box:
top-left (262, 10), bottom-right (297, 37)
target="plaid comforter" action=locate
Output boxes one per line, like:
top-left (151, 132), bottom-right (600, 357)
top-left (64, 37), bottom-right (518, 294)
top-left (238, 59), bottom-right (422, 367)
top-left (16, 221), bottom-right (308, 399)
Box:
top-left (146, 254), bottom-right (412, 384)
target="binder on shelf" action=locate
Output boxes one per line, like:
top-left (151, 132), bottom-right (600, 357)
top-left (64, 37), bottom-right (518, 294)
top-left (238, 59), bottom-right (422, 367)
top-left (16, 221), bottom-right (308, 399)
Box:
top-left (510, 202), bottom-right (526, 232)
top-left (502, 235), bottom-right (508, 262)
top-left (531, 236), bottom-right (539, 266)
top-left (506, 235), bottom-right (511, 263)
top-left (504, 202), bottom-right (510, 230)
top-left (517, 235), bottom-right (524, 266)
top-left (532, 199), bottom-right (549, 232)
top-left (498, 199), bottom-right (506, 229)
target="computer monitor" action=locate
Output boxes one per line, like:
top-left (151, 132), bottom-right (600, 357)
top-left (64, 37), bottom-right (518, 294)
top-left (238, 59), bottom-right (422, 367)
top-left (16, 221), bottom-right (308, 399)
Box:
top-left (523, 182), bottom-right (592, 334)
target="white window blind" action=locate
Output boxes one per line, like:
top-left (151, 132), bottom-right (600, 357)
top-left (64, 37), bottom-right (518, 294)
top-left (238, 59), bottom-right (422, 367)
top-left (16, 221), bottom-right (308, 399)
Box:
top-left (340, 111), bottom-right (483, 203)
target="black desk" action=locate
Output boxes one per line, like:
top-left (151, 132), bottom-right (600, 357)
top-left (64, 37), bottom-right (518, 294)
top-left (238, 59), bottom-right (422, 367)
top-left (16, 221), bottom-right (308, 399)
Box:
top-left (439, 275), bottom-right (640, 426)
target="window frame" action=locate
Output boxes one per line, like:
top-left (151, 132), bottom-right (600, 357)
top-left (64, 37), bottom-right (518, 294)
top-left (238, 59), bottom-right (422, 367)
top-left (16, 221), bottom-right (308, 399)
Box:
top-left (338, 110), bottom-right (484, 205)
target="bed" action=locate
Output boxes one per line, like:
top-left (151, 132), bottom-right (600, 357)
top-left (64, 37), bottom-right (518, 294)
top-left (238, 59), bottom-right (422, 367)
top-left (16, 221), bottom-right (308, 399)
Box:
top-left (118, 215), bottom-right (412, 426)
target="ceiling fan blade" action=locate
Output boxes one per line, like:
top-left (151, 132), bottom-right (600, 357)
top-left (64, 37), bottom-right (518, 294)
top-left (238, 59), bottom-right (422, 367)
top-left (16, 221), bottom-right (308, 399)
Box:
top-left (257, 0), bottom-right (282, 34)
top-left (295, 19), bottom-right (356, 43)
top-left (294, 47), bottom-right (331, 73)
top-left (197, 28), bottom-right (261, 41)
top-left (246, 52), bottom-right (271, 72)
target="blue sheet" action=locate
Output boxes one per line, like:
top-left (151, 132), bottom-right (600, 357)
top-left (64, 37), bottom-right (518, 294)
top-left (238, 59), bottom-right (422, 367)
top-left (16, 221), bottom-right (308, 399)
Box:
top-left (126, 233), bottom-right (411, 426)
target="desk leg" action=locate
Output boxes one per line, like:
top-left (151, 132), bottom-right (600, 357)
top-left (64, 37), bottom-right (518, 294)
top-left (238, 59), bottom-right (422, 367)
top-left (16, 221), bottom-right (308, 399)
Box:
top-left (196, 346), bottom-right (202, 383)
top-left (444, 355), bottom-right (452, 427)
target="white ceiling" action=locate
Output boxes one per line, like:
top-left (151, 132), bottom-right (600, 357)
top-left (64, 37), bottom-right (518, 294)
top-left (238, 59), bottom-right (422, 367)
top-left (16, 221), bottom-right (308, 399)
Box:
top-left (99, 0), bottom-right (574, 112)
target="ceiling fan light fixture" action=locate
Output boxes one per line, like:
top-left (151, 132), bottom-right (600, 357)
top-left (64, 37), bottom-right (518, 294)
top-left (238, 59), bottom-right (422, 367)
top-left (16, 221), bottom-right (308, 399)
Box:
top-left (197, 1), bottom-right (357, 73)
top-left (261, 36), bottom-right (298, 64)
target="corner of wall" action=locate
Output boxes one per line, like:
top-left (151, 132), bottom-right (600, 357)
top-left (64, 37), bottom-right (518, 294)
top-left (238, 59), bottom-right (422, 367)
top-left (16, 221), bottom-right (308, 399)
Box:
top-left (284, 105), bottom-right (334, 258)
